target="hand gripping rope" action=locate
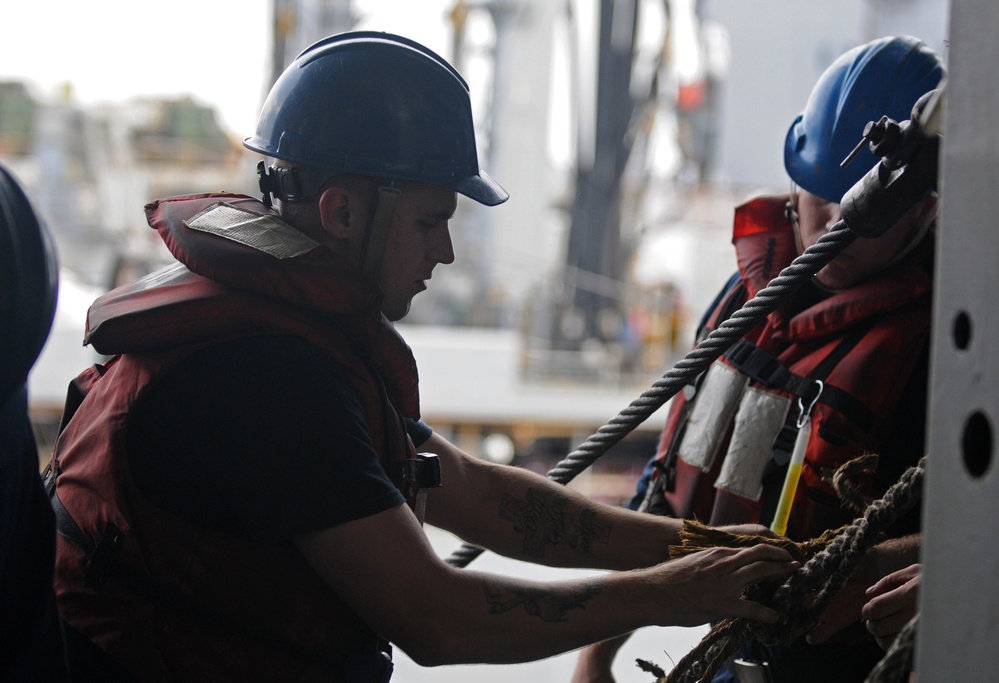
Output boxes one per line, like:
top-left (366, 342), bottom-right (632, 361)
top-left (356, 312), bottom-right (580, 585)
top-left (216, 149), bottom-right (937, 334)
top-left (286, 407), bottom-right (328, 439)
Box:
top-left (659, 456), bottom-right (926, 683)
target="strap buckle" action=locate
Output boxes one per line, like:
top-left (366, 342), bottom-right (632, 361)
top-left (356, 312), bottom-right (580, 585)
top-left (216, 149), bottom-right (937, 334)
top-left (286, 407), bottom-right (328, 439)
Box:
top-left (397, 452), bottom-right (442, 490)
top-left (396, 453), bottom-right (442, 526)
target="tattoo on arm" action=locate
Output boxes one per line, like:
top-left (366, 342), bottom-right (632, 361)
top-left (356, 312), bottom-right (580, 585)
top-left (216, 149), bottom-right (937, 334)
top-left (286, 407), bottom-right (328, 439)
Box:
top-left (498, 489), bottom-right (611, 559)
top-left (482, 580), bottom-right (601, 623)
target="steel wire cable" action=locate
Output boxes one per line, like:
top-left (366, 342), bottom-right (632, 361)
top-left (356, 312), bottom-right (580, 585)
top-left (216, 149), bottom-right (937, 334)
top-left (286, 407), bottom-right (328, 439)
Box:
top-left (446, 220), bottom-right (859, 567)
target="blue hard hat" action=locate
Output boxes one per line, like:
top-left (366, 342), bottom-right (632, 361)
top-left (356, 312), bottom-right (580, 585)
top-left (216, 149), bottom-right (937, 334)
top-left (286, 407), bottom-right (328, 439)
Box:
top-left (784, 35), bottom-right (945, 203)
top-left (244, 31), bottom-right (508, 206)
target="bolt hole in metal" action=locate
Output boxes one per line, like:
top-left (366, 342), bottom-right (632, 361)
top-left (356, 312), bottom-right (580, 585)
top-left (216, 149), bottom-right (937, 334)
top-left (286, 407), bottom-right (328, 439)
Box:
top-left (952, 310), bottom-right (972, 350)
top-left (962, 411), bottom-right (992, 479)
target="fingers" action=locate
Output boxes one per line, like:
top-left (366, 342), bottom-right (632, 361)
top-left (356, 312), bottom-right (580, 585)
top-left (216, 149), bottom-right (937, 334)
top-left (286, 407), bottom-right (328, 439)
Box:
top-left (862, 590), bottom-right (907, 622)
top-left (865, 563), bottom-right (921, 599)
top-left (806, 620), bottom-right (834, 644)
top-left (676, 542), bottom-right (796, 574)
top-left (658, 544), bottom-right (799, 627)
top-left (865, 609), bottom-right (913, 640)
top-left (727, 542), bottom-right (797, 564)
top-left (720, 523), bottom-right (778, 539)
top-left (808, 613), bottom-right (856, 644)
top-left (864, 574), bottom-right (905, 600)
top-left (727, 544), bottom-right (800, 586)
top-left (866, 604), bottom-right (917, 651)
top-left (873, 633), bottom-right (896, 651)
top-left (860, 566), bottom-right (920, 651)
top-left (861, 584), bottom-right (919, 625)
top-left (862, 570), bottom-right (920, 620)
top-left (730, 599), bottom-right (782, 624)
top-left (721, 545), bottom-right (800, 624)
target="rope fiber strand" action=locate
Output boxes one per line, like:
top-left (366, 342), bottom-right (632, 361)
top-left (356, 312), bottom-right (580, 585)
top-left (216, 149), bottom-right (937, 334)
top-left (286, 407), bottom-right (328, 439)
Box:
top-left (446, 220), bottom-right (858, 567)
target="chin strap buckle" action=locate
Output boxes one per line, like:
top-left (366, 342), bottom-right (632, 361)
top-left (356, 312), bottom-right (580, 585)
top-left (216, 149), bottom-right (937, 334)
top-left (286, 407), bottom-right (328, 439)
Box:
top-left (256, 161), bottom-right (307, 208)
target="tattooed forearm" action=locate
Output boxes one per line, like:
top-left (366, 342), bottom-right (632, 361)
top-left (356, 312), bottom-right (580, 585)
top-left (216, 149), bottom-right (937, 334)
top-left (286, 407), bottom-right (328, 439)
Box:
top-left (575, 508), bottom-right (605, 555)
top-left (482, 580), bottom-right (601, 623)
top-left (498, 489), bottom-right (610, 559)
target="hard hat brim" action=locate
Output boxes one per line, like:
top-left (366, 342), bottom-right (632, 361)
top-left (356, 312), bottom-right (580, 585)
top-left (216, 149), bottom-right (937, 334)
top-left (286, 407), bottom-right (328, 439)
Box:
top-left (457, 169), bottom-right (509, 207)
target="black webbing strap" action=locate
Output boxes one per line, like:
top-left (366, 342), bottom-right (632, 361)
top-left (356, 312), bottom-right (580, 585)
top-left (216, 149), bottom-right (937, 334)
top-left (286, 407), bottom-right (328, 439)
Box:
top-left (49, 486), bottom-right (124, 589)
top-left (765, 320), bottom-right (877, 473)
top-left (756, 321), bottom-right (878, 528)
top-left (723, 323), bottom-right (877, 434)
top-left (49, 487), bottom-right (92, 556)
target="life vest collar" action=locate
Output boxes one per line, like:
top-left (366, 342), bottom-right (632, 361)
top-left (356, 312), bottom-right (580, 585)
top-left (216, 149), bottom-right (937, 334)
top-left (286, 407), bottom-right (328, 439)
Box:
top-left (85, 193), bottom-right (420, 418)
top-left (732, 195), bottom-right (932, 341)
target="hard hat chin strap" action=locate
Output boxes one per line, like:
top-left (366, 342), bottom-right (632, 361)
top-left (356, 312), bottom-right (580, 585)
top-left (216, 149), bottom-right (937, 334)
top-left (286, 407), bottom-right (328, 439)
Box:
top-left (260, 161), bottom-right (401, 280)
top-left (360, 185), bottom-right (402, 279)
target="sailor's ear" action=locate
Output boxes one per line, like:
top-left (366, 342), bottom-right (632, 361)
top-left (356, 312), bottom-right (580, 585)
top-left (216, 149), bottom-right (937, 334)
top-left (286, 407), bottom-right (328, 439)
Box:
top-left (317, 184), bottom-right (355, 240)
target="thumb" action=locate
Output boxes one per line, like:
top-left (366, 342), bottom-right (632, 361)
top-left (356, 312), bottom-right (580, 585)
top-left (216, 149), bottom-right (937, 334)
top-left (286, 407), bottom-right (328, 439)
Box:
top-left (807, 614), bottom-right (849, 645)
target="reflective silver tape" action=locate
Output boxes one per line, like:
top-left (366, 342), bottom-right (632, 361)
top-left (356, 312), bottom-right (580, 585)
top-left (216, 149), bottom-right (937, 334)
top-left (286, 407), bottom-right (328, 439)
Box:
top-left (185, 203), bottom-right (320, 259)
top-left (678, 361), bottom-right (748, 471)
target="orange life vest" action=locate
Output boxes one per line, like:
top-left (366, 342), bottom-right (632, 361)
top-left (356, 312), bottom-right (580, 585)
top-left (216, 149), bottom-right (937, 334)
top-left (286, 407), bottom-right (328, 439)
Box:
top-left (642, 195), bottom-right (932, 540)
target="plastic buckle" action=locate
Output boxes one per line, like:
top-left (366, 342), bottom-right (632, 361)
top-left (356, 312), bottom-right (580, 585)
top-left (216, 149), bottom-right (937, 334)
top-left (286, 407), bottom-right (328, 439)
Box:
top-left (83, 523), bottom-right (125, 589)
top-left (398, 453), bottom-right (442, 489)
top-left (398, 454), bottom-right (442, 527)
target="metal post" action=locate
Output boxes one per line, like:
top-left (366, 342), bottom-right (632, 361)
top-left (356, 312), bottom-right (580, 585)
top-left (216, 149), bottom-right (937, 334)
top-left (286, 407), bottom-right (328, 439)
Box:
top-left (917, 0), bottom-right (999, 677)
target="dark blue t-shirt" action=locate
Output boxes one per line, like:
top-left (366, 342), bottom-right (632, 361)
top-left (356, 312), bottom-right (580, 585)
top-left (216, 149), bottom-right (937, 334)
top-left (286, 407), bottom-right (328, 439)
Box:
top-left (127, 334), bottom-right (429, 543)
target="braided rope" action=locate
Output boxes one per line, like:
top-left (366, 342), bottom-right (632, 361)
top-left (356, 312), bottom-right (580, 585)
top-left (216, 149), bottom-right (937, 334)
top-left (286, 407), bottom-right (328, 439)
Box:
top-left (446, 222), bottom-right (859, 567)
top-left (662, 619), bottom-right (749, 683)
top-left (660, 457), bottom-right (926, 683)
top-left (766, 457), bottom-right (925, 636)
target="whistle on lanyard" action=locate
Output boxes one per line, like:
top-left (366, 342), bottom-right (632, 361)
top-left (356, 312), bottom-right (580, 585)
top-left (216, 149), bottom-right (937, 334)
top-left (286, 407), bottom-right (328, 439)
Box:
top-left (770, 381), bottom-right (823, 536)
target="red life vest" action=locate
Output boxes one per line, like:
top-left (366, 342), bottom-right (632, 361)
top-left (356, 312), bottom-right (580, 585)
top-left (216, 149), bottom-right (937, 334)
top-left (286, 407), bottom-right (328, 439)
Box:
top-left (643, 195), bottom-right (932, 540)
top-left (50, 194), bottom-right (419, 681)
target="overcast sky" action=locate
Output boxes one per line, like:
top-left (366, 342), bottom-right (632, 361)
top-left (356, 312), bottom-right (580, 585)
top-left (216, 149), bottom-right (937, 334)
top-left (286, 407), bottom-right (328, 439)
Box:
top-left (1, 1), bottom-right (454, 137)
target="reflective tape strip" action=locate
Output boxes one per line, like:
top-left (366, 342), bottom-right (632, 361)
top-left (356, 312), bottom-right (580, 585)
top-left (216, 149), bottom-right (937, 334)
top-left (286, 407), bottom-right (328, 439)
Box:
top-left (715, 386), bottom-right (792, 501)
top-left (185, 203), bottom-right (320, 259)
top-left (677, 361), bottom-right (748, 471)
